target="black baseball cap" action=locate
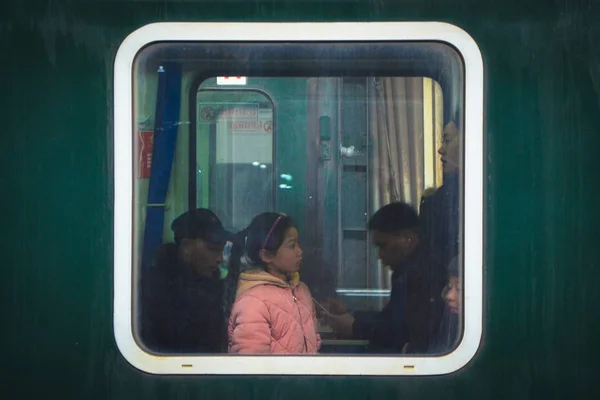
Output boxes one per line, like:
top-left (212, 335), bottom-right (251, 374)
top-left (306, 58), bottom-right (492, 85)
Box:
top-left (171, 209), bottom-right (233, 245)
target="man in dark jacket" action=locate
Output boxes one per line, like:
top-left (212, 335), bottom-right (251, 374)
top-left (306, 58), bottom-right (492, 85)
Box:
top-left (140, 208), bottom-right (233, 353)
top-left (326, 202), bottom-right (446, 354)
top-left (420, 119), bottom-right (460, 275)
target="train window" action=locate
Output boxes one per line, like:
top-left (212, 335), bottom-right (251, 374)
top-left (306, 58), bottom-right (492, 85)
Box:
top-left (114, 22), bottom-right (483, 376)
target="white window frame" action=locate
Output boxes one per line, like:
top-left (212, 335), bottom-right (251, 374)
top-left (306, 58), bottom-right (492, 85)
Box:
top-left (113, 21), bottom-right (484, 376)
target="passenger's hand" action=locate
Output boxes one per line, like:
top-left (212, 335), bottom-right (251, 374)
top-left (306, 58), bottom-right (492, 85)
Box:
top-left (323, 298), bottom-right (348, 315)
top-left (312, 298), bottom-right (329, 319)
top-left (325, 312), bottom-right (355, 339)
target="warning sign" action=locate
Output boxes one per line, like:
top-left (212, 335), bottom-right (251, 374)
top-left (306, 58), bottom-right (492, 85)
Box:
top-left (229, 121), bottom-right (263, 131)
top-left (216, 108), bottom-right (273, 164)
top-left (138, 130), bottom-right (153, 179)
top-left (198, 102), bottom-right (259, 124)
top-left (227, 108), bottom-right (272, 134)
top-left (200, 106), bottom-right (216, 121)
top-left (263, 120), bottom-right (272, 133)
top-left (228, 120), bottom-right (273, 133)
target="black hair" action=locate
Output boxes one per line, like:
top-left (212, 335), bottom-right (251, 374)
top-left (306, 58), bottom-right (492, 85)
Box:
top-left (238, 212), bottom-right (295, 267)
top-left (447, 256), bottom-right (459, 278)
top-left (368, 202), bottom-right (420, 235)
top-left (223, 212), bottom-right (295, 320)
top-left (443, 100), bottom-right (462, 132)
top-left (447, 110), bottom-right (461, 132)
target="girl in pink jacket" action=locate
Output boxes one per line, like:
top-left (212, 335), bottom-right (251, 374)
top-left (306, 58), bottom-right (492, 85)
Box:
top-left (227, 212), bottom-right (321, 354)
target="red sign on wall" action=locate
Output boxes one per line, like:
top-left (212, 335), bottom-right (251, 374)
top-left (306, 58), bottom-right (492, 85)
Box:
top-left (138, 131), bottom-right (153, 179)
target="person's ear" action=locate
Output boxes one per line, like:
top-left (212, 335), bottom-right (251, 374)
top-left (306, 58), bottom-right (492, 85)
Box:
top-left (398, 234), bottom-right (411, 249)
top-left (398, 231), bottom-right (418, 250)
top-left (259, 249), bottom-right (276, 264)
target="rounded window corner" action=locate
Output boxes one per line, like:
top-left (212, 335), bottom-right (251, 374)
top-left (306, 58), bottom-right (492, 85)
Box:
top-left (113, 322), bottom-right (161, 375)
top-left (113, 21), bottom-right (484, 377)
top-left (441, 335), bottom-right (483, 375)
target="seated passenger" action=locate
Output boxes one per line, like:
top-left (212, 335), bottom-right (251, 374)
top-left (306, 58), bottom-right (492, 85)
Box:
top-left (325, 202), bottom-right (446, 354)
top-left (429, 256), bottom-right (461, 354)
top-left (228, 212), bottom-right (321, 354)
top-left (140, 208), bottom-right (232, 353)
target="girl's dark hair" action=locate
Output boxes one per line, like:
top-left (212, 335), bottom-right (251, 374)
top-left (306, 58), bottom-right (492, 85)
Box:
top-left (223, 212), bottom-right (295, 320)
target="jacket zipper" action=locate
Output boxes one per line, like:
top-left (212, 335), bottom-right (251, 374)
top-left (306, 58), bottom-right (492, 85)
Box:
top-left (291, 286), bottom-right (308, 352)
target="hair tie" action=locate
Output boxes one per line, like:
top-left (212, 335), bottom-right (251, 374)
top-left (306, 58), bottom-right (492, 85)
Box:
top-left (240, 253), bottom-right (256, 271)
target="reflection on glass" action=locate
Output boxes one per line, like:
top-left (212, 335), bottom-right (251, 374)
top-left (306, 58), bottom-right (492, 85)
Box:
top-left (132, 42), bottom-right (463, 356)
top-left (196, 90), bottom-right (275, 233)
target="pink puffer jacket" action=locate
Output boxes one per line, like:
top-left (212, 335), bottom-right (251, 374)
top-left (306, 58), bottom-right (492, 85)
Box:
top-left (228, 270), bottom-right (321, 354)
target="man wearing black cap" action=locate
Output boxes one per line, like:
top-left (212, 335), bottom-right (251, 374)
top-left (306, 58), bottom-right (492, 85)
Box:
top-left (140, 208), bottom-right (233, 353)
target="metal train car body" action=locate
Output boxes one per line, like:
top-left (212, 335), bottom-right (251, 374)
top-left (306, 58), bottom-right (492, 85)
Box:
top-left (3, 0), bottom-right (600, 398)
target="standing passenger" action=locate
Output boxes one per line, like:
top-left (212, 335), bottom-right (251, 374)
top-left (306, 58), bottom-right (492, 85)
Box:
top-left (420, 119), bottom-right (461, 273)
top-left (228, 212), bottom-right (321, 354)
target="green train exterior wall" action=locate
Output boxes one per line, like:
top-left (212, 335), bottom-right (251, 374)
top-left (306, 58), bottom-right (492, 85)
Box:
top-left (3, 0), bottom-right (600, 398)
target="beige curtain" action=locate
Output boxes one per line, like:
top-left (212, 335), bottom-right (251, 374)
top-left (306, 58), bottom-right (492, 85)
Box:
top-left (370, 77), bottom-right (443, 289)
top-left (304, 77), bottom-right (443, 296)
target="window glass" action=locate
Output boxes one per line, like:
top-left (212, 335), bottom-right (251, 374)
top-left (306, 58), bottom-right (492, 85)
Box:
top-left (194, 88), bottom-right (275, 233)
top-left (115, 26), bottom-right (482, 376)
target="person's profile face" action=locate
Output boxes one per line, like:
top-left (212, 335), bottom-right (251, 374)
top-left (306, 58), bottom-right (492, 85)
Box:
top-left (372, 231), bottom-right (406, 269)
top-left (261, 227), bottom-right (303, 275)
top-left (438, 121), bottom-right (460, 173)
top-left (443, 276), bottom-right (462, 314)
top-left (183, 238), bottom-right (225, 277)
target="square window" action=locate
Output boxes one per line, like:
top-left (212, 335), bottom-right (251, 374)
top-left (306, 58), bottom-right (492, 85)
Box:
top-left (114, 22), bottom-right (483, 375)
